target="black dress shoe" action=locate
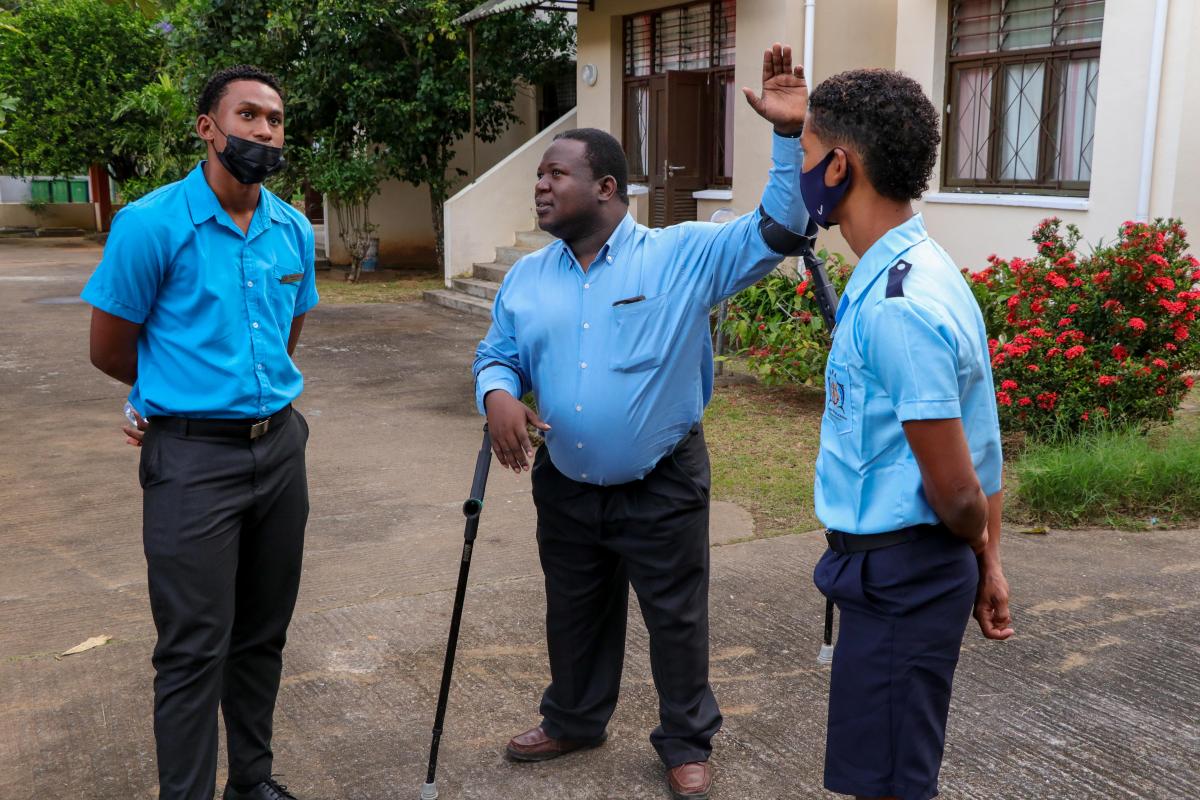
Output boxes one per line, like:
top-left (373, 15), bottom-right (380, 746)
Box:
top-left (223, 778), bottom-right (298, 800)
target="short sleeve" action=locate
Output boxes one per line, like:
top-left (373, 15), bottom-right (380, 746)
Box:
top-left (863, 298), bottom-right (962, 422)
top-left (295, 222), bottom-right (319, 316)
top-left (80, 205), bottom-right (165, 323)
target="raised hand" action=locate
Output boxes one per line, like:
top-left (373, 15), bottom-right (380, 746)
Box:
top-left (742, 43), bottom-right (808, 135)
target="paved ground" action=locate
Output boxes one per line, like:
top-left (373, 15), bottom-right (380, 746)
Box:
top-left (1, 237), bottom-right (1197, 799)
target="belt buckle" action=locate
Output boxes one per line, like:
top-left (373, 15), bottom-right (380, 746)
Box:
top-left (250, 419), bottom-right (270, 439)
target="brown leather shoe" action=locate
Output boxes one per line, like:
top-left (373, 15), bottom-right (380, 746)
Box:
top-left (504, 725), bottom-right (607, 762)
top-left (667, 761), bottom-right (712, 800)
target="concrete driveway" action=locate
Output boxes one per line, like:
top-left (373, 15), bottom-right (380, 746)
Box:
top-left (0, 237), bottom-right (1197, 799)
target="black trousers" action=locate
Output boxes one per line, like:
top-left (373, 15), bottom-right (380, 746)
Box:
top-left (530, 426), bottom-right (722, 767)
top-left (139, 407), bottom-right (309, 800)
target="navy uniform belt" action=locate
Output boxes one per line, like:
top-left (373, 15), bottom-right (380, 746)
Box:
top-left (150, 404), bottom-right (292, 440)
top-left (824, 523), bottom-right (944, 554)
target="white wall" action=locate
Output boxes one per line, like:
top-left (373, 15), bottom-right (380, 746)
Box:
top-left (444, 110), bottom-right (578, 282)
top-left (576, 0), bottom-right (1200, 270)
top-left (575, 0), bottom-right (897, 261)
top-left (0, 176), bottom-right (32, 203)
top-left (899, 0), bottom-right (1200, 271)
top-left (325, 88), bottom-right (541, 266)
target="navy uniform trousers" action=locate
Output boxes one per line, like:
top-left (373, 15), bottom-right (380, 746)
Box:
top-left (814, 528), bottom-right (978, 800)
top-left (530, 425), bottom-right (722, 768)
top-left (139, 406), bottom-right (309, 800)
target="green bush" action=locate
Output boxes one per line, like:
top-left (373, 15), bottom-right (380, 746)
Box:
top-left (719, 253), bottom-right (852, 386)
top-left (965, 218), bottom-right (1200, 438)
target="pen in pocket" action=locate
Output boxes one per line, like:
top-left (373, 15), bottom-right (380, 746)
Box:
top-left (612, 295), bottom-right (646, 307)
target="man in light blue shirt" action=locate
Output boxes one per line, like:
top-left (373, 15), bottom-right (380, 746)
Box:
top-left (83, 66), bottom-right (315, 800)
top-left (473, 45), bottom-right (810, 800)
top-left (800, 69), bottom-right (1013, 800)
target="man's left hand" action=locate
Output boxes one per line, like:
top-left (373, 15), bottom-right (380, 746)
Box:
top-left (974, 562), bottom-right (1014, 640)
top-left (742, 42), bottom-right (808, 134)
top-left (123, 406), bottom-right (148, 448)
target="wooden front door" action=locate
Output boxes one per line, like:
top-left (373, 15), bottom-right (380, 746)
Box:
top-left (648, 71), bottom-right (708, 227)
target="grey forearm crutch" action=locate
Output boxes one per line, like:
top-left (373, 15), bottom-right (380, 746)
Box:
top-left (421, 425), bottom-right (493, 799)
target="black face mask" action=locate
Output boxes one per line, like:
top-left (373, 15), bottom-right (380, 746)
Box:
top-left (211, 121), bottom-right (286, 185)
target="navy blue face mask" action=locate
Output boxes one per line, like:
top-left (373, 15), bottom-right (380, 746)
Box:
top-left (799, 148), bottom-right (850, 229)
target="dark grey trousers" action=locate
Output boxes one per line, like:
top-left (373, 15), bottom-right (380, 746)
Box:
top-left (139, 408), bottom-right (309, 800)
top-left (531, 426), bottom-right (722, 767)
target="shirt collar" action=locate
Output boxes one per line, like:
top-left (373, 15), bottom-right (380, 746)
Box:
top-left (183, 161), bottom-right (289, 230)
top-left (840, 213), bottom-right (929, 308)
top-left (559, 213), bottom-right (638, 271)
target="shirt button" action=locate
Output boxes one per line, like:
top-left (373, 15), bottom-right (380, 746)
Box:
top-left (582, 322), bottom-right (590, 329)
top-left (580, 361), bottom-right (588, 369)
top-left (257, 363), bottom-right (264, 370)
top-left (575, 404), bottom-right (582, 412)
top-left (606, 256), bottom-right (613, 263)
top-left (260, 405), bottom-right (267, 413)
top-left (583, 283), bottom-right (591, 289)
top-left (247, 280), bottom-right (254, 288)
top-left (581, 473), bottom-right (588, 479)
top-left (576, 442), bottom-right (584, 449)
top-left (252, 322), bottom-right (260, 329)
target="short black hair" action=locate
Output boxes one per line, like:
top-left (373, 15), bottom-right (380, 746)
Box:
top-left (553, 128), bottom-right (629, 204)
top-left (197, 65), bottom-right (283, 116)
top-left (808, 69), bottom-right (940, 202)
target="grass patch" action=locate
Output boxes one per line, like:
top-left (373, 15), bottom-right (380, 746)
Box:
top-left (1009, 422), bottom-right (1200, 528)
top-left (703, 381), bottom-right (825, 538)
top-left (316, 268), bottom-right (443, 304)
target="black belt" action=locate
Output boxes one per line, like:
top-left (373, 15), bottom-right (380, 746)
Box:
top-left (824, 523), bottom-right (942, 554)
top-left (150, 404), bottom-right (292, 440)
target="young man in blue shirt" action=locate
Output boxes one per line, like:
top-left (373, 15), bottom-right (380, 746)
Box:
top-left (802, 69), bottom-right (1014, 800)
top-left (474, 45), bottom-right (810, 800)
top-left (83, 66), bottom-right (317, 800)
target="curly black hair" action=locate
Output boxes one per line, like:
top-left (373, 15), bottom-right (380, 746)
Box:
top-left (196, 65), bottom-right (283, 116)
top-left (808, 69), bottom-right (940, 202)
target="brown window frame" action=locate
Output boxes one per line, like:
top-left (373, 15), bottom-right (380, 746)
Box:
top-left (621, 1), bottom-right (736, 188)
top-left (942, 2), bottom-right (1103, 196)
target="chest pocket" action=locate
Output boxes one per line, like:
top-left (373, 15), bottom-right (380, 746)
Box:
top-left (609, 293), bottom-right (670, 373)
top-left (270, 261), bottom-right (304, 318)
top-left (824, 357), bottom-right (855, 435)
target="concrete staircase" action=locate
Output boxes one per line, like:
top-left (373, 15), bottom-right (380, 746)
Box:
top-left (424, 228), bottom-right (555, 318)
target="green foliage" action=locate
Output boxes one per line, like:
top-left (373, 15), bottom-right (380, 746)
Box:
top-left (168, 0), bottom-right (574, 267)
top-left (303, 142), bottom-right (385, 281)
top-left (966, 218), bottom-right (1200, 438)
top-left (111, 72), bottom-right (200, 201)
top-left (1009, 422), bottom-right (1200, 527)
top-left (0, 0), bottom-right (168, 181)
top-left (0, 93), bottom-right (16, 157)
top-left (720, 253), bottom-right (852, 385)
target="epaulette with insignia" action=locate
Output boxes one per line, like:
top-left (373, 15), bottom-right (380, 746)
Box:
top-left (886, 259), bottom-right (912, 298)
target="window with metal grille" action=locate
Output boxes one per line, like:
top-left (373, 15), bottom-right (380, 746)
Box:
top-left (944, 0), bottom-right (1103, 195)
top-left (622, 1), bottom-right (736, 186)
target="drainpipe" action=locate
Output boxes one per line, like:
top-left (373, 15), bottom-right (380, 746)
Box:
top-left (1136, 0), bottom-right (1169, 222)
top-left (804, 0), bottom-right (816, 82)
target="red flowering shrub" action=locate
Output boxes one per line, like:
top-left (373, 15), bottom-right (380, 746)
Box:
top-left (720, 253), bottom-right (853, 385)
top-left (966, 218), bottom-right (1200, 438)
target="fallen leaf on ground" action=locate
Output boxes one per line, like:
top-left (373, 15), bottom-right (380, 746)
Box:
top-left (1020, 526), bottom-right (1049, 535)
top-left (57, 635), bottom-right (112, 659)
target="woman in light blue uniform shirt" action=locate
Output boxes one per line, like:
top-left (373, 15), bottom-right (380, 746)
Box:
top-left (799, 69), bottom-right (1014, 800)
